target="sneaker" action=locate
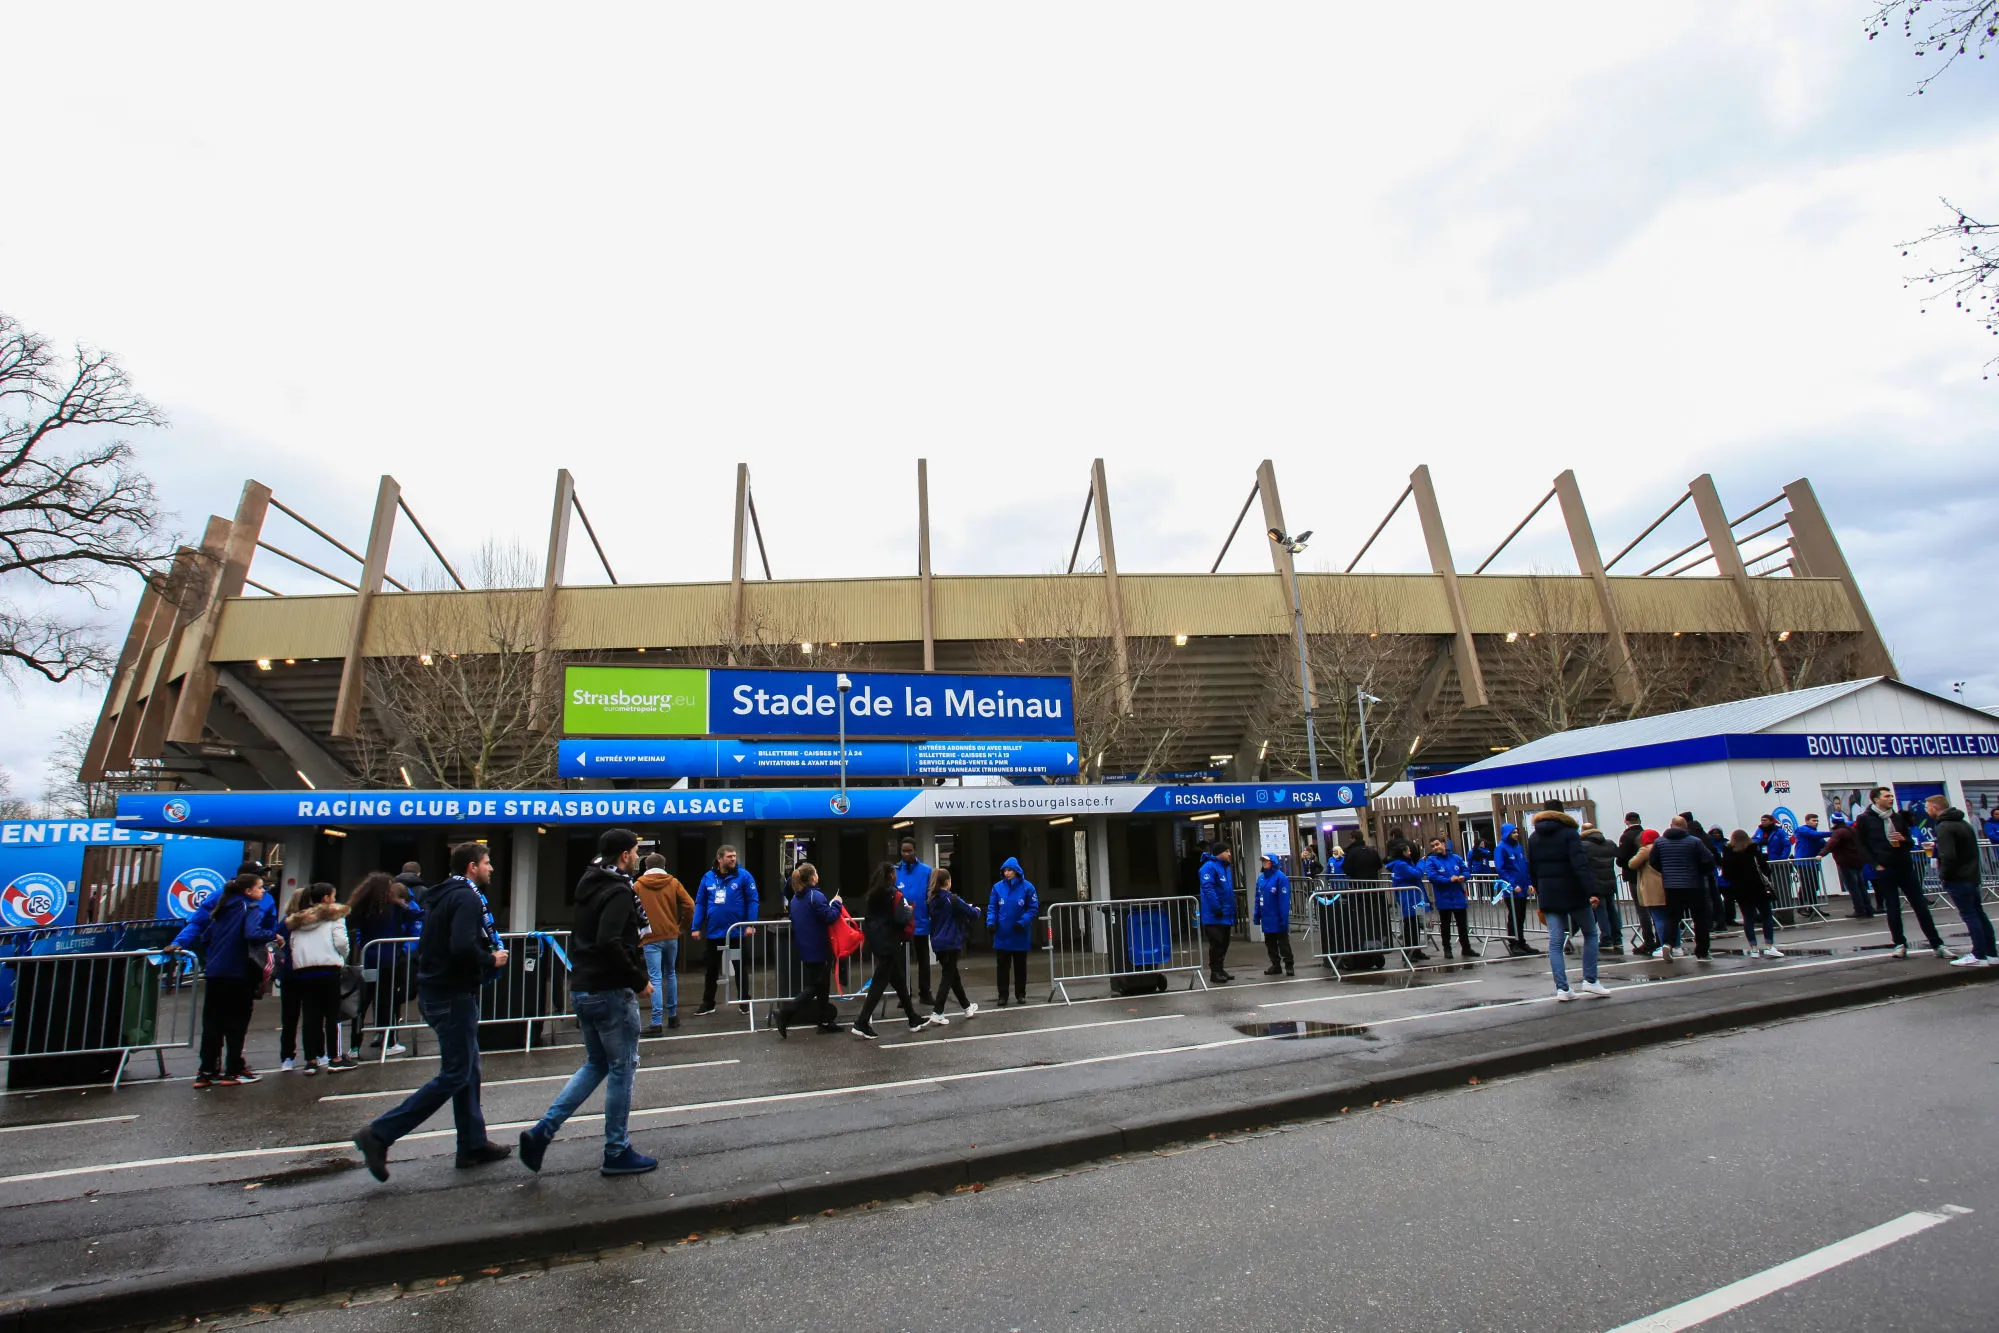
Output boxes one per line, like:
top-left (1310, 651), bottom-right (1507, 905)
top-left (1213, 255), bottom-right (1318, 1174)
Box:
top-left (695, 1005), bottom-right (717, 1017)
top-left (1949, 954), bottom-right (1983, 967)
top-left (353, 1128), bottom-right (390, 1182)
top-left (383, 1043), bottom-right (408, 1056)
top-left (925, 1013), bottom-right (950, 1027)
top-left (1890, 944), bottom-right (1909, 958)
top-left (1577, 980), bottom-right (1611, 997)
top-left (455, 1141), bottom-right (513, 1169)
top-left (1933, 944), bottom-right (1957, 961)
top-left (1763, 947), bottom-right (1785, 959)
top-left (601, 1146), bottom-right (659, 1177)
top-left (192, 1073), bottom-right (214, 1090)
top-left (231, 1070), bottom-right (261, 1084)
top-left (963, 1002), bottom-right (979, 1019)
top-left (1554, 988), bottom-right (1576, 1002)
top-left (279, 1058), bottom-right (296, 1072)
top-left (906, 1017), bottom-right (925, 1031)
top-left (1651, 947), bottom-right (1672, 960)
top-left (851, 1023), bottom-right (878, 1041)
top-left (1670, 948), bottom-right (1687, 959)
top-left (303, 1062), bottom-right (321, 1077)
top-left (1263, 966), bottom-right (1283, 976)
top-left (518, 1127), bottom-right (551, 1173)
top-left (327, 1059), bottom-right (355, 1074)
top-left (213, 1074), bottom-right (242, 1087)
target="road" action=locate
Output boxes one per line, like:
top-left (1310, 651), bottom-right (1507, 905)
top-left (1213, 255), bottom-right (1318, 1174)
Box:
top-left (239, 982), bottom-right (1999, 1333)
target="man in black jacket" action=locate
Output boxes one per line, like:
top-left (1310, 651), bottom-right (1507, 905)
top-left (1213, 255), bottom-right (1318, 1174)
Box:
top-left (1858, 787), bottom-right (1952, 959)
top-left (354, 842), bottom-right (512, 1181)
top-left (1579, 823), bottom-right (1625, 956)
top-left (1650, 817), bottom-right (1716, 959)
top-left (1526, 802), bottom-right (1610, 999)
top-left (521, 828), bottom-right (659, 1177)
top-left (1615, 812), bottom-right (1657, 954)
top-left (1926, 796), bottom-right (1995, 965)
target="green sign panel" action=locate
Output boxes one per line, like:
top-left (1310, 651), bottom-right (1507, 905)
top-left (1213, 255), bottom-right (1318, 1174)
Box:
top-left (563, 666), bottom-right (709, 736)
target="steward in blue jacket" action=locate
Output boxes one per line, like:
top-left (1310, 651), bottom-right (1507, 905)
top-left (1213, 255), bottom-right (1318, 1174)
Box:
top-left (1493, 824), bottom-right (1530, 899)
top-left (1752, 817), bottom-right (1793, 862)
top-left (693, 849), bottom-right (759, 1014)
top-left (894, 840), bottom-right (936, 1005)
top-left (1419, 847), bottom-right (1471, 911)
top-left (1198, 850), bottom-right (1236, 926)
top-left (1388, 853), bottom-right (1432, 961)
top-left (1255, 855), bottom-right (1294, 976)
top-left (1790, 821), bottom-right (1829, 859)
top-left (986, 858), bottom-right (1039, 1006)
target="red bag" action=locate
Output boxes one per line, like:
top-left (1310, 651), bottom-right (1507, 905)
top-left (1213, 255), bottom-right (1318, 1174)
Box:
top-left (829, 906), bottom-right (865, 960)
top-left (892, 890), bottom-right (915, 943)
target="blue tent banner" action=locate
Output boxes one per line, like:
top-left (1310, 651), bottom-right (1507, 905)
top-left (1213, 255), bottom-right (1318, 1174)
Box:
top-left (117, 780), bottom-right (1367, 830)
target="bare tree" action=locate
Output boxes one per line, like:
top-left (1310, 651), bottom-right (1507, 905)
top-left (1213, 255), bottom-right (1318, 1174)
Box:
top-left (1867, 1), bottom-right (1998, 89)
top-left (0, 312), bottom-right (176, 682)
top-left (975, 578), bottom-right (1192, 781)
top-left (1900, 202), bottom-right (1999, 374)
top-left (0, 768), bottom-right (35, 819)
top-left (351, 543), bottom-right (566, 788)
top-left (41, 720), bottom-right (137, 817)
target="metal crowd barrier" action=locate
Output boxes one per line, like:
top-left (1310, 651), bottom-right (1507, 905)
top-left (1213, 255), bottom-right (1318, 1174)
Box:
top-left (1, 947), bottom-right (201, 1089)
top-left (1765, 859), bottom-right (1831, 925)
top-left (1305, 879), bottom-right (1420, 979)
top-left (721, 919), bottom-right (970, 1030)
top-left (1043, 896), bottom-right (1207, 1003)
top-left (356, 931), bottom-right (574, 1059)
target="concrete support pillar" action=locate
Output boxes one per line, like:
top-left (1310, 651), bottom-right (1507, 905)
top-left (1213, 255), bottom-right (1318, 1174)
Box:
top-left (332, 475), bottom-right (402, 740)
top-left (917, 460), bottom-right (936, 672)
top-left (1085, 815), bottom-right (1112, 956)
top-left (1090, 459), bottom-right (1133, 713)
top-left (280, 830), bottom-right (316, 898)
top-left (1408, 465), bottom-right (1489, 708)
top-left (529, 469), bottom-right (574, 730)
top-left (1552, 469), bottom-right (1639, 706)
top-left (509, 825), bottom-right (540, 933)
top-left (911, 819), bottom-right (940, 873)
top-left (1689, 474), bottom-right (1788, 693)
top-left (1782, 478), bottom-right (1897, 679)
top-left (169, 479), bottom-right (273, 745)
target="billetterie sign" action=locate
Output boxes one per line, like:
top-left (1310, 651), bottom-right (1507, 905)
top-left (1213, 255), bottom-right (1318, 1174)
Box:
top-left (562, 666), bottom-right (1075, 740)
top-left (116, 781), bottom-right (1367, 830)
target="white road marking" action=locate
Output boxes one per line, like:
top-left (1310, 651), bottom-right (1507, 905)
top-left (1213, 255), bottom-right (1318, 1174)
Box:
top-left (1257, 979), bottom-right (1485, 1010)
top-left (1603, 1206), bottom-right (1970, 1332)
top-left (0, 1114), bottom-right (139, 1134)
top-left (314, 1058), bottom-right (742, 1103)
top-left (884, 1014), bottom-right (1186, 1048)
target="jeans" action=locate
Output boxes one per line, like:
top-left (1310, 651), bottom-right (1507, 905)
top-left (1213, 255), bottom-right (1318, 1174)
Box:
top-left (775, 959), bottom-right (838, 1030)
top-left (1627, 881), bottom-right (1658, 951)
top-left (1544, 910), bottom-right (1597, 989)
top-left (370, 990), bottom-right (487, 1151)
top-left (1874, 859), bottom-right (1943, 949)
top-left (533, 989), bottom-right (641, 1153)
top-left (1741, 900), bottom-right (1779, 949)
top-left (1593, 894), bottom-right (1624, 948)
top-left (1647, 907), bottom-right (1672, 949)
top-left (643, 940), bottom-right (679, 1023)
top-left (933, 949), bottom-right (970, 1013)
top-left (1941, 881), bottom-right (1996, 959)
top-left (199, 976), bottom-right (257, 1076)
top-left (1839, 863), bottom-right (1874, 916)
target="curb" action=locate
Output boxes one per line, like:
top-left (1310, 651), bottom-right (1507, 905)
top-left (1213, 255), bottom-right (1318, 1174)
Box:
top-left (11, 964), bottom-right (1993, 1333)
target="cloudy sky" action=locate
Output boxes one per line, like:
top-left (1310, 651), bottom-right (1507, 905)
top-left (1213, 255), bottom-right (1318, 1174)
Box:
top-left (4, 2), bottom-right (1995, 799)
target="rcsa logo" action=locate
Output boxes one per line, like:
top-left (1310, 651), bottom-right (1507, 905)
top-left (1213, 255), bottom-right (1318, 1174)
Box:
top-left (1771, 805), bottom-right (1799, 835)
top-left (161, 798), bottom-right (193, 824)
top-left (1336, 785), bottom-right (1355, 806)
top-left (0, 872), bottom-right (69, 929)
top-left (168, 867), bottom-right (227, 920)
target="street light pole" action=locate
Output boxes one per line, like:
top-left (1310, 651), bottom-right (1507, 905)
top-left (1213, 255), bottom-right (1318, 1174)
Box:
top-left (1356, 686), bottom-right (1375, 795)
top-left (1268, 528), bottom-right (1320, 782)
top-left (834, 672), bottom-right (853, 815)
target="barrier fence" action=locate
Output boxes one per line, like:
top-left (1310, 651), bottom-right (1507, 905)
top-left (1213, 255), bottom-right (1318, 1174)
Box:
top-left (1304, 879), bottom-right (1420, 978)
top-left (1, 947), bottom-right (201, 1088)
top-left (1043, 896), bottom-right (1207, 1003)
top-left (356, 931), bottom-right (574, 1059)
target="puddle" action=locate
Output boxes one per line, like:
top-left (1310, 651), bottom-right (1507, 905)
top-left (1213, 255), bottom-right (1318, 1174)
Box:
top-left (1235, 1020), bottom-right (1376, 1041)
top-left (231, 1158), bottom-right (361, 1189)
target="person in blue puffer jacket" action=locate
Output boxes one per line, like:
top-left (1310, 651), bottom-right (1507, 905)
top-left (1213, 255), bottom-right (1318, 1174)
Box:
top-left (177, 872), bottom-right (278, 1089)
top-left (926, 869), bottom-right (981, 1020)
top-left (894, 839), bottom-right (936, 1007)
top-left (985, 858), bottom-right (1039, 1006)
top-left (692, 846), bottom-right (759, 1016)
top-left (1419, 836), bottom-right (1475, 959)
top-left (1493, 822), bottom-right (1536, 956)
top-left (1388, 848), bottom-right (1432, 962)
top-left (1254, 854), bottom-right (1293, 977)
top-left (1198, 846), bottom-right (1236, 983)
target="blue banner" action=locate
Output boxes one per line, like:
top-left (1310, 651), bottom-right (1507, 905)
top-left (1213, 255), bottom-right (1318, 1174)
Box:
top-left (705, 669), bottom-right (1074, 739)
top-left (560, 738), bottom-right (1080, 779)
top-left (117, 779), bottom-right (1365, 830)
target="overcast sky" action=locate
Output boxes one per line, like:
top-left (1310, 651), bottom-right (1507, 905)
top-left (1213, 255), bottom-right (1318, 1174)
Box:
top-left (4, 2), bottom-right (1995, 799)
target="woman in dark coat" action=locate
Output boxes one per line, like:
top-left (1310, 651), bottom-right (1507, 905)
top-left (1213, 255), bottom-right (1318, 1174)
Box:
top-left (1721, 830), bottom-right (1782, 958)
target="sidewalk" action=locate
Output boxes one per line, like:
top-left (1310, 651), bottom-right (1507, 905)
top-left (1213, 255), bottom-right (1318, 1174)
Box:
top-left (1, 914), bottom-right (1991, 1333)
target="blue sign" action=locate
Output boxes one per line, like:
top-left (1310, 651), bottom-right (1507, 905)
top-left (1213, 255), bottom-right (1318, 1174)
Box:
top-left (706, 669), bottom-right (1074, 740)
top-left (559, 738), bottom-right (1080, 779)
top-left (117, 780), bottom-right (1365, 830)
